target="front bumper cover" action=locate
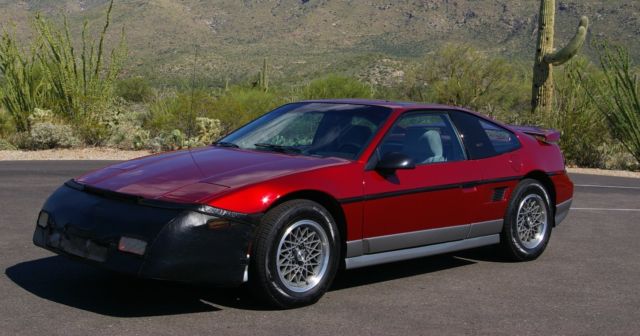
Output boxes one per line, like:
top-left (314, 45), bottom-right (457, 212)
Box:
top-left (33, 180), bottom-right (261, 287)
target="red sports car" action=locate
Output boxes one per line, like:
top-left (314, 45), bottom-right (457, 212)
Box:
top-left (33, 100), bottom-right (573, 308)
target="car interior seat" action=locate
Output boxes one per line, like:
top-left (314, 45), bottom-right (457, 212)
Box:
top-left (403, 128), bottom-right (445, 164)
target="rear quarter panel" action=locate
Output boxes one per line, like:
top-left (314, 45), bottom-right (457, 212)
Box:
top-left (516, 132), bottom-right (574, 204)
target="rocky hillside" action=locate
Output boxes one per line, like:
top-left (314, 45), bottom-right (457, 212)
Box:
top-left (0, 0), bottom-right (638, 82)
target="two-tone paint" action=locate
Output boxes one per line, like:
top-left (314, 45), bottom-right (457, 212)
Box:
top-left (34, 99), bottom-right (574, 285)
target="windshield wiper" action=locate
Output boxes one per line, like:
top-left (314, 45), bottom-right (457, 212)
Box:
top-left (254, 143), bottom-right (302, 154)
top-left (214, 141), bottom-right (239, 148)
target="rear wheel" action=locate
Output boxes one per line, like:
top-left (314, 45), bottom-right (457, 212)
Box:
top-left (501, 179), bottom-right (553, 261)
top-left (250, 200), bottom-right (340, 308)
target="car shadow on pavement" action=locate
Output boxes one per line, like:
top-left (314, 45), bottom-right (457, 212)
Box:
top-left (6, 247), bottom-right (505, 316)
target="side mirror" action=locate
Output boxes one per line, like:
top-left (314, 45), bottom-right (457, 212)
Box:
top-left (375, 152), bottom-right (415, 174)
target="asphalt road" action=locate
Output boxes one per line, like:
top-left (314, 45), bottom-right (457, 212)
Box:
top-left (1, 161), bottom-right (639, 336)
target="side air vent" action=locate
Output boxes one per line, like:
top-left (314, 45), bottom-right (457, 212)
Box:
top-left (492, 187), bottom-right (507, 202)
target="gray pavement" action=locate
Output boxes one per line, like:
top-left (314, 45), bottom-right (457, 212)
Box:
top-left (1, 161), bottom-right (639, 335)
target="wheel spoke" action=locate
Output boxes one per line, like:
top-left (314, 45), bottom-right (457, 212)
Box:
top-left (515, 192), bottom-right (548, 249)
top-left (276, 219), bottom-right (330, 293)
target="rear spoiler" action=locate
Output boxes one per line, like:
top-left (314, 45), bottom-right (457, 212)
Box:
top-left (510, 125), bottom-right (561, 144)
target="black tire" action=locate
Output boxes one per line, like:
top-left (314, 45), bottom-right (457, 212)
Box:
top-left (501, 179), bottom-right (553, 261)
top-left (249, 199), bottom-right (340, 308)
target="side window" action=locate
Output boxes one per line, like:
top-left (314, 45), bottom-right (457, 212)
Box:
top-left (378, 112), bottom-right (466, 165)
top-left (479, 120), bottom-right (521, 154)
top-left (449, 112), bottom-right (520, 159)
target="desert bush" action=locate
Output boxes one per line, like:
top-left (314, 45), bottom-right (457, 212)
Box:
top-left (145, 90), bottom-right (217, 138)
top-left (0, 0), bottom-right (125, 147)
top-left (0, 138), bottom-right (16, 150)
top-left (33, 0), bottom-right (125, 145)
top-left (189, 117), bottom-right (223, 146)
top-left (117, 77), bottom-right (153, 103)
top-left (545, 58), bottom-right (611, 167)
top-left (300, 74), bottom-right (374, 100)
top-left (401, 44), bottom-right (530, 121)
top-left (0, 32), bottom-right (46, 132)
top-left (107, 103), bottom-right (150, 150)
top-left (148, 129), bottom-right (187, 152)
top-left (213, 87), bottom-right (286, 132)
top-left (0, 107), bottom-right (15, 138)
top-left (585, 44), bottom-right (640, 164)
top-left (24, 122), bottom-right (80, 150)
top-left (28, 108), bottom-right (56, 124)
top-left (146, 117), bottom-right (223, 152)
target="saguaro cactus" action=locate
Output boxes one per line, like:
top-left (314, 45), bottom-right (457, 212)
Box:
top-left (258, 58), bottom-right (269, 92)
top-left (531, 0), bottom-right (589, 114)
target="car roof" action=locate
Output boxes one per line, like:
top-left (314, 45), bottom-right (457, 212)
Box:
top-left (299, 98), bottom-right (469, 111)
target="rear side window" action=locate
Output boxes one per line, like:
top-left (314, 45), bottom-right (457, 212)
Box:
top-left (479, 120), bottom-right (521, 155)
top-left (449, 112), bottom-right (520, 159)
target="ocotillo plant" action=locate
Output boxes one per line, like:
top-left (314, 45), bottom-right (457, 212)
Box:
top-left (586, 44), bottom-right (640, 163)
top-left (531, 0), bottom-right (588, 115)
top-left (0, 32), bottom-right (44, 132)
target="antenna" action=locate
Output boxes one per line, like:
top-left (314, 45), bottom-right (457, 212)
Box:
top-left (189, 43), bottom-right (199, 138)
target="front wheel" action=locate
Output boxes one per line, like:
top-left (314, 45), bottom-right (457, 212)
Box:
top-left (250, 200), bottom-right (340, 308)
top-left (501, 179), bottom-right (553, 261)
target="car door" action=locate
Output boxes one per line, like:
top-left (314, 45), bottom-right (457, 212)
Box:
top-left (361, 111), bottom-right (482, 254)
top-left (448, 111), bottom-right (524, 225)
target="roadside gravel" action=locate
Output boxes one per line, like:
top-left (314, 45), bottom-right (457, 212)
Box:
top-left (0, 148), bottom-right (151, 161)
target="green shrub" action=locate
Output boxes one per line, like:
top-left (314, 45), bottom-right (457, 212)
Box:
top-left (0, 32), bottom-right (46, 132)
top-left (0, 0), bottom-right (125, 147)
top-left (145, 90), bottom-right (217, 138)
top-left (586, 44), bottom-right (640, 164)
top-left (189, 117), bottom-right (223, 146)
top-left (28, 108), bottom-right (56, 124)
top-left (107, 108), bottom-right (150, 150)
top-left (0, 107), bottom-right (15, 138)
top-left (213, 87), bottom-right (286, 132)
top-left (0, 138), bottom-right (16, 150)
top-left (401, 44), bottom-right (530, 121)
top-left (146, 117), bottom-right (223, 152)
top-left (149, 129), bottom-right (185, 152)
top-left (8, 132), bottom-right (31, 150)
top-left (300, 74), bottom-right (373, 100)
top-left (117, 77), bottom-right (153, 103)
top-left (25, 122), bottom-right (80, 150)
top-left (546, 58), bottom-right (610, 167)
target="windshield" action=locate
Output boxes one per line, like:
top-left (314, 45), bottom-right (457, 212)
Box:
top-left (218, 102), bottom-right (392, 160)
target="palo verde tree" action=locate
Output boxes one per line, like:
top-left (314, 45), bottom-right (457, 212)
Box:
top-left (531, 0), bottom-right (589, 115)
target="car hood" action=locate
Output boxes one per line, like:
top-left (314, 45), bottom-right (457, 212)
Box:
top-left (76, 146), bottom-right (349, 203)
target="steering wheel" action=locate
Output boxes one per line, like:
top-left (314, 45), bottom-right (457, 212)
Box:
top-left (337, 142), bottom-right (361, 154)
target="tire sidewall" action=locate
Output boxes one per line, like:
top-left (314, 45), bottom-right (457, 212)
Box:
top-left (504, 180), bottom-right (553, 260)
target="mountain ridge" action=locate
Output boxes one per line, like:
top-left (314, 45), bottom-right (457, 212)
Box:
top-left (0, 0), bottom-right (638, 83)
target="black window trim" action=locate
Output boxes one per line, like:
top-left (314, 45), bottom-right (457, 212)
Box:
top-left (448, 109), bottom-right (522, 160)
